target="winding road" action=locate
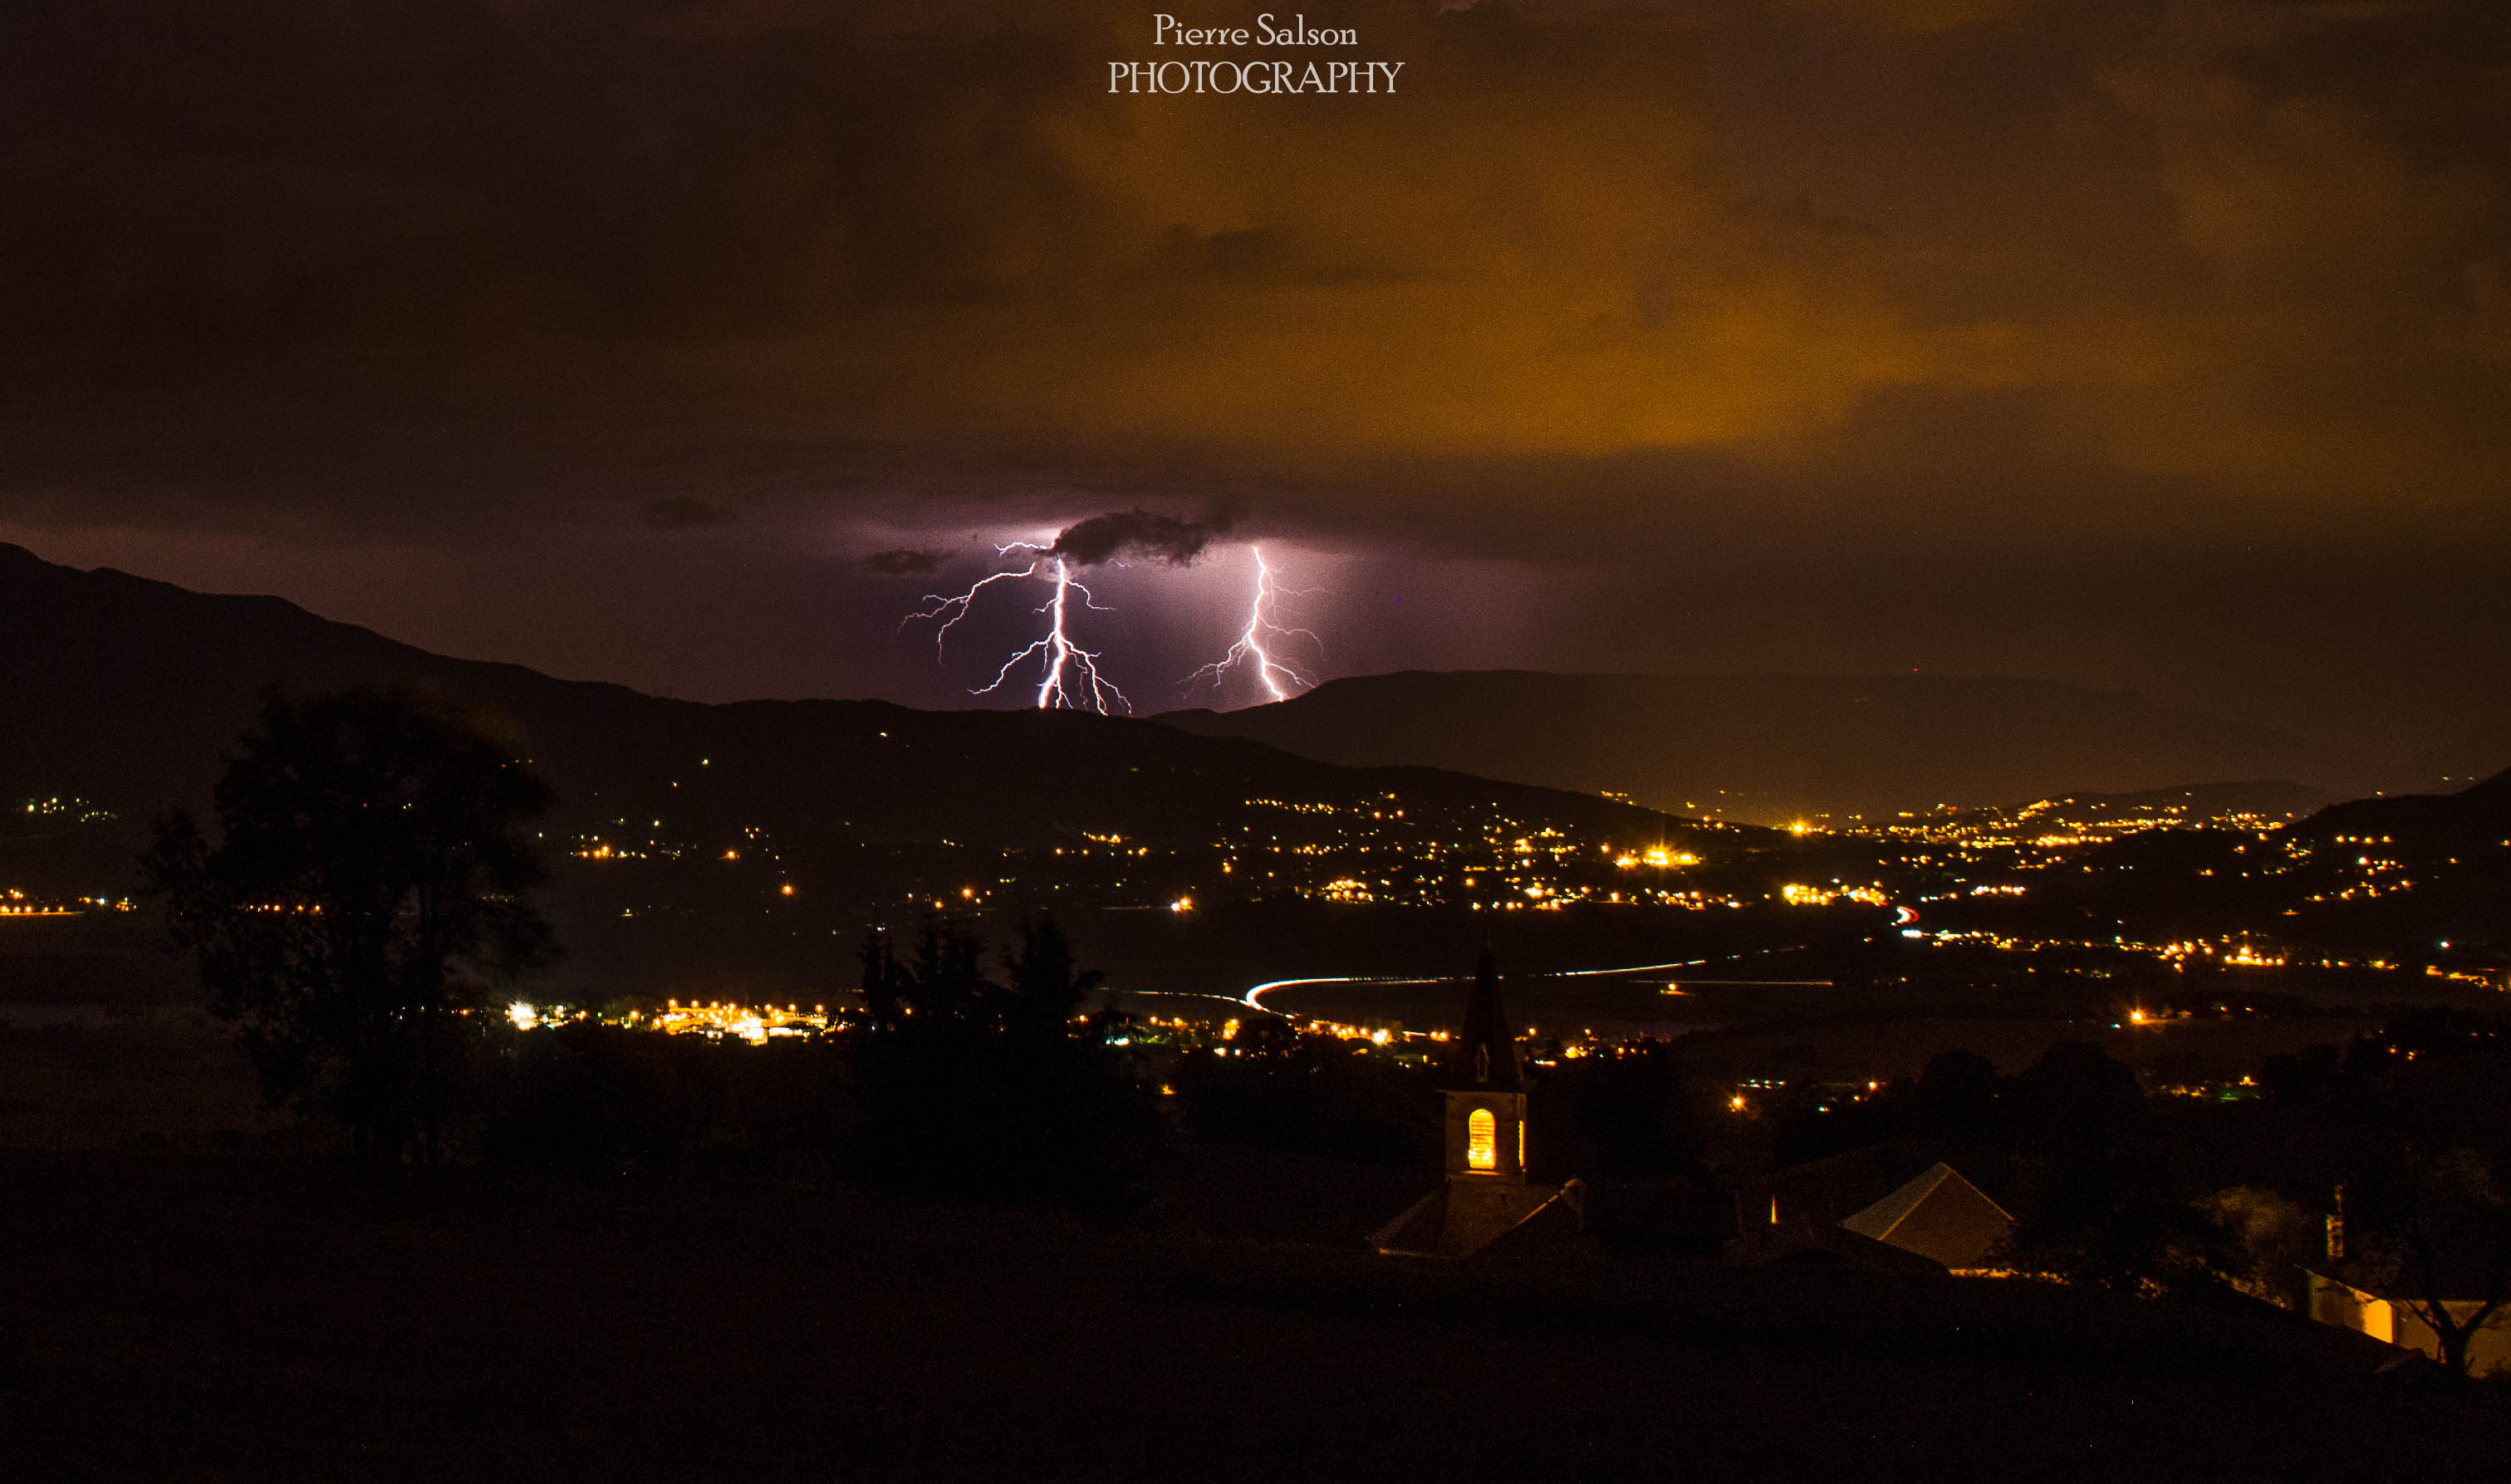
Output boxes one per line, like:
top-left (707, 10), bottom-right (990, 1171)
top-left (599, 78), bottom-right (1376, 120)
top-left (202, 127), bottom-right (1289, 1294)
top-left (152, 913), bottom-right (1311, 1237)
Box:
top-left (1240, 951), bottom-right (1837, 1018)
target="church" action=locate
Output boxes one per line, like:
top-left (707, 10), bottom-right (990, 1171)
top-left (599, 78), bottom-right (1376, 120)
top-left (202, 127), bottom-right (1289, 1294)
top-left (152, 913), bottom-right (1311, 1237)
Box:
top-left (1364, 948), bottom-right (1999, 1270)
top-left (1367, 948), bottom-right (1584, 1257)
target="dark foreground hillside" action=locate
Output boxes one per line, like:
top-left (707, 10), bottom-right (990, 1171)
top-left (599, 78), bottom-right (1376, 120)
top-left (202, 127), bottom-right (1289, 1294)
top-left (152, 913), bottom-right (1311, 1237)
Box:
top-left (4, 1153), bottom-right (2504, 1482)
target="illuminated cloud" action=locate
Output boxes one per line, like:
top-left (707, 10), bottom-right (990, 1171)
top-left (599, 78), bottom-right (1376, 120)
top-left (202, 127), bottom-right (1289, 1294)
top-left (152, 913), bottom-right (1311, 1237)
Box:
top-left (2, 0), bottom-right (2501, 523)
top-left (0, 0), bottom-right (2502, 733)
top-left (1049, 509), bottom-right (1234, 568)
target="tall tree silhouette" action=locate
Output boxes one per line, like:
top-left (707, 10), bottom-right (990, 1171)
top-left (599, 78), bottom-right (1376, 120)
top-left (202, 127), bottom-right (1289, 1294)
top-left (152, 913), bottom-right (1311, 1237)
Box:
top-left (147, 689), bottom-right (552, 1179)
top-left (1004, 917), bottom-right (1102, 1045)
top-left (849, 915), bottom-right (1146, 1208)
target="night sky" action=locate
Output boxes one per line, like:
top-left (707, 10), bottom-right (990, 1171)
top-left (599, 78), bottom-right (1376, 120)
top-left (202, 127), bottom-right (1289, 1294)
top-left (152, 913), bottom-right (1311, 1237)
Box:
top-left (2, 2), bottom-right (2505, 758)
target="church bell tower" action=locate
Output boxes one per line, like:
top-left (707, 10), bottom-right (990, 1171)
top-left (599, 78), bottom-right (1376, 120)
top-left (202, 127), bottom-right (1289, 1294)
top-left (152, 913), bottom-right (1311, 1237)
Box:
top-left (1368, 944), bottom-right (1575, 1256)
top-left (1441, 945), bottom-right (1528, 1183)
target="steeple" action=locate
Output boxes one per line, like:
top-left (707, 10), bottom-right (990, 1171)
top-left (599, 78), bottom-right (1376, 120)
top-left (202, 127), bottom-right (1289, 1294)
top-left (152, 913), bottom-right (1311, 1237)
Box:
top-left (1368, 943), bottom-right (1572, 1254)
top-left (1444, 943), bottom-right (1523, 1092)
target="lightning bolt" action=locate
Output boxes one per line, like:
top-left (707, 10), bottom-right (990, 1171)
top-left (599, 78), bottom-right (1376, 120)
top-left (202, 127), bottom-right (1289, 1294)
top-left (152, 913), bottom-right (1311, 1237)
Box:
top-left (902, 545), bottom-right (1044, 658)
top-left (904, 545), bottom-right (1130, 713)
top-left (1187, 545), bottom-right (1318, 704)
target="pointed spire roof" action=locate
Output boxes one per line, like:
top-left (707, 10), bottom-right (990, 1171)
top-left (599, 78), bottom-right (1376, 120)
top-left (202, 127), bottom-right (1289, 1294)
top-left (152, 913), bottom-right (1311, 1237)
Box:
top-left (1444, 944), bottom-right (1523, 1091)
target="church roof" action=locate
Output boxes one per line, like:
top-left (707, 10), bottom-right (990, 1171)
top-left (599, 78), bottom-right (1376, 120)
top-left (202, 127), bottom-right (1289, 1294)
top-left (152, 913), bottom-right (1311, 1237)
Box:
top-left (1726, 1217), bottom-right (1949, 1274)
top-left (1841, 1162), bottom-right (2014, 1270)
top-left (1442, 946), bottom-right (1523, 1092)
top-left (1370, 1180), bottom-right (1572, 1258)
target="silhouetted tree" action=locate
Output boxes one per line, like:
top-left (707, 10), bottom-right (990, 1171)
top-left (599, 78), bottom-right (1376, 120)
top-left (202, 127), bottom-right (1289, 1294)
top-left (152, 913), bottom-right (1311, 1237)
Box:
top-left (908, 916), bottom-right (992, 1023)
top-left (1911, 1048), bottom-right (1999, 1131)
top-left (145, 690), bottom-right (551, 1180)
top-left (849, 915), bottom-right (1149, 1208)
top-left (1172, 1025), bottom-right (1439, 1167)
top-left (2259, 1043), bottom-right (2347, 1106)
top-left (1535, 1038), bottom-right (1702, 1181)
top-left (2004, 1040), bottom-right (2147, 1135)
top-left (860, 931), bottom-right (906, 1035)
top-left (2349, 1149), bottom-right (2511, 1378)
top-left (1999, 1041), bottom-right (2232, 1292)
top-left (1768, 1048), bottom-right (2000, 1168)
top-left (1004, 916), bottom-right (1103, 1044)
top-left (2207, 1185), bottom-right (2320, 1309)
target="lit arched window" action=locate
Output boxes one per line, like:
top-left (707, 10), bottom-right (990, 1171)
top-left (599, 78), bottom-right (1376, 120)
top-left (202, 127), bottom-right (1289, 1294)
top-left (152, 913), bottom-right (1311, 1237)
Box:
top-left (1467, 1108), bottom-right (1497, 1170)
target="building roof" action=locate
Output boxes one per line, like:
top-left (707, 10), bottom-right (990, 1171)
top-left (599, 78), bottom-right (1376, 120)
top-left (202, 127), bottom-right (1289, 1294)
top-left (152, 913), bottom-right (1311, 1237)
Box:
top-left (1842, 1162), bottom-right (2014, 1270)
top-left (1371, 1180), bottom-right (1574, 1258)
top-left (1726, 1217), bottom-right (1949, 1274)
top-left (1442, 945), bottom-right (1523, 1093)
top-left (1582, 1178), bottom-right (1738, 1252)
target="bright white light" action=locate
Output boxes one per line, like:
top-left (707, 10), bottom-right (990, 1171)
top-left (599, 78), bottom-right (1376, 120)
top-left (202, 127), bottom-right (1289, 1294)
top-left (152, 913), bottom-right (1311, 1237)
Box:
top-left (1186, 545), bottom-right (1318, 704)
top-left (905, 545), bottom-right (1130, 714)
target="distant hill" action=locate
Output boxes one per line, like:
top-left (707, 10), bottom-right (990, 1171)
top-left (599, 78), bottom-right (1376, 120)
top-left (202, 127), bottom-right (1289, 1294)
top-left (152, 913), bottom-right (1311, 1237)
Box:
top-left (1999, 767), bottom-right (2511, 957)
top-left (0, 544), bottom-right (1735, 1001)
top-left (2275, 771), bottom-right (2511, 950)
top-left (0, 545), bottom-right (1690, 845)
top-left (1986, 781), bottom-right (2337, 827)
top-left (2294, 768), bottom-right (2511, 851)
top-left (1160, 670), bottom-right (2349, 825)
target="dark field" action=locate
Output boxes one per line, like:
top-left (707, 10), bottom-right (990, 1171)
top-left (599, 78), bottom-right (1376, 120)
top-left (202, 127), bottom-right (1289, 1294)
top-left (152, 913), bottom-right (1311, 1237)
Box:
top-left (0, 1011), bottom-right (287, 1153)
top-left (5, 1151), bottom-right (2509, 1482)
top-left (7, 919), bottom-right (2508, 1480)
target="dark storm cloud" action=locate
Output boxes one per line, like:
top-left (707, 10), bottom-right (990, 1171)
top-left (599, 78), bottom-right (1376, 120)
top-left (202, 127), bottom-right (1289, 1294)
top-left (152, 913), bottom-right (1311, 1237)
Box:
top-left (863, 547), bottom-right (950, 575)
top-left (2, 0), bottom-right (2504, 539)
top-left (1, 0), bottom-right (2507, 740)
top-left (1047, 509), bottom-right (1234, 568)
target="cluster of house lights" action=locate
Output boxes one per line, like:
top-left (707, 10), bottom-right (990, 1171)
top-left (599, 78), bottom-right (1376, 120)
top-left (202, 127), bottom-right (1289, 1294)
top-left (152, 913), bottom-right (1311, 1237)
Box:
top-left (0, 889), bottom-right (130, 918)
top-left (506, 998), bottom-right (833, 1044)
